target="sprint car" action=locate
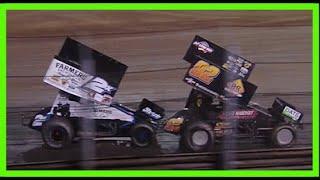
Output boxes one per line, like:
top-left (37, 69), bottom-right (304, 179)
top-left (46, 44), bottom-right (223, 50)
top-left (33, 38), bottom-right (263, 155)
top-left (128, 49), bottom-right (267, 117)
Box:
top-left (163, 35), bottom-right (304, 153)
top-left (24, 37), bottom-right (165, 149)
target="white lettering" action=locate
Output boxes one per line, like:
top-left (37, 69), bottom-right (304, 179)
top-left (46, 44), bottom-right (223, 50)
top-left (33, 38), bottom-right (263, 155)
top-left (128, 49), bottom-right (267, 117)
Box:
top-left (282, 106), bottom-right (301, 121)
top-left (142, 107), bottom-right (161, 120)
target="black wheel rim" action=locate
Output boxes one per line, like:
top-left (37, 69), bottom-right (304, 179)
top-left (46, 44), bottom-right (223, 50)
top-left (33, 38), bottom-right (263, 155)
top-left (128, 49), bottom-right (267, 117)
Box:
top-left (50, 127), bottom-right (66, 142)
top-left (134, 128), bottom-right (152, 145)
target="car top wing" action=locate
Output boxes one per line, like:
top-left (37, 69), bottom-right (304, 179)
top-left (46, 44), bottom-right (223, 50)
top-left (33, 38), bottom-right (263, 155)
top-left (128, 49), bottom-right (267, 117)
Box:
top-left (183, 35), bottom-right (255, 80)
top-left (43, 37), bottom-right (128, 105)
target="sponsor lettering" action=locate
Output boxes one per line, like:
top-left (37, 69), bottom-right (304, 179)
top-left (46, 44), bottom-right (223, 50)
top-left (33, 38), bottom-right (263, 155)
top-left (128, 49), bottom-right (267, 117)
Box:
top-left (83, 77), bottom-right (116, 95)
top-left (234, 110), bottom-right (255, 116)
top-left (142, 107), bottom-right (162, 120)
top-left (184, 77), bottom-right (220, 97)
top-left (189, 60), bottom-right (220, 85)
top-left (81, 77), bottom-right (116, 104)
top-left (219, 110), bottom-right (257, 120)
top-left (32, 114), bottom-right (47, 127)
top-left (44, 59), bottom-right (117, 105)
top-left (193, 41), bottom-right (213, 53)
top-left (222, 56), bottom-right (252, 78)
top-left (93, 108), bottom-right (112, 114)
top-left (224, 79), bottom-right (245, 97)
top-left (55, 61), bottom-right (89, 80)
top-left (282, 106), bottom-right (301, 121)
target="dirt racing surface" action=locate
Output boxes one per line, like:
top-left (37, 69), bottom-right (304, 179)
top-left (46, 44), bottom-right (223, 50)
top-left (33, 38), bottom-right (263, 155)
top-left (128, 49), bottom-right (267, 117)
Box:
top-left (7, 11), bottom-right (312, 169)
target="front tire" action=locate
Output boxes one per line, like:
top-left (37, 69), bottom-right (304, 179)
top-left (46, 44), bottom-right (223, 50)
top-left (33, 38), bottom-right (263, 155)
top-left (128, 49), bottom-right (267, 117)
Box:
top-left (131, 122), bottom-right (156, 147)
top-left (180, 121), bottom-right (215, 152)
top-left (41, 117), bottom-right (74, 149)
top-left (271, 125), bottom-right (296, 148)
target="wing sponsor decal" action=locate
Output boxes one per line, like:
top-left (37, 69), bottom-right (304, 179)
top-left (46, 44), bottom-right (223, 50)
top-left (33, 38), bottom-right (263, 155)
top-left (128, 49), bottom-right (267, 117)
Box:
top-left (184, 77), bottom-right (221, 97)
top-left (43, 58), bottom-right (116, 105)
top-left (55, 60), bottom-right (89, 80)
top-left (222, 56), bottom-right (253, 79)
top-left (224, 79), bottom-right (245, 97)
top-left (44, 58), bottom-right (93, 91)
top-left (183, 59), bottom-right (257, 105)
top-left (193, 41), bottom-right (213, 53)
top-left (82, 77), bottom-right (116, 95)
top-left (184, 35), bottom-right (255, 80)
top-left (188, 60), bottom-right (220, 85)
top-left (81, 77), bottom-right (116, 105)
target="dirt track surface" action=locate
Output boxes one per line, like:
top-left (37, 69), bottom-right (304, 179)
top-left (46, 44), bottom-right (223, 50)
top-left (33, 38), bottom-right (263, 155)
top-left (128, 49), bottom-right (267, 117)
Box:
top-left (6, 11), bottom-right (312, 169)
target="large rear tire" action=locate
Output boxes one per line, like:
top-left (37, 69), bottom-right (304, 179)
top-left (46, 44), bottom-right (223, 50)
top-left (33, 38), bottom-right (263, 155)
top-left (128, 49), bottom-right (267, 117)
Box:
top-left (131, 122), bottom-right (156, 147)
top-left (180, 121), bottom-right (215, 152)
top-left (41, 117), bottom-right (74, 149)
top-left (271, 125), bottom-right (296, 148)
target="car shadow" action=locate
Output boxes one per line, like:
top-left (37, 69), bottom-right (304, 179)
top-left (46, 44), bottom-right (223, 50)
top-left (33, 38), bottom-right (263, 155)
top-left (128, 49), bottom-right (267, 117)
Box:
top-left (21, 140), bottom-right (162, 163)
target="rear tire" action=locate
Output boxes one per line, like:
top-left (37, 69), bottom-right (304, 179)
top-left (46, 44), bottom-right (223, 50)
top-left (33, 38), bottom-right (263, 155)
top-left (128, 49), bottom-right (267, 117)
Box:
top-left (271, 125), bottom-right (296, 148)
top-left (41, 117), bottom-right (74, 149)
top-left (131, 122), bottom-right (156, 147)
top-left (180, 121), bottom-right (215, 152)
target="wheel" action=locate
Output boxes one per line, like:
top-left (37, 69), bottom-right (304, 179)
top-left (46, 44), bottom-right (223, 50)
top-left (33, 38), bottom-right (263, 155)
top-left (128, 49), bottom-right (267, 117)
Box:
top-left (41, 116), bottom-right (74, 149)
top-left (271, 125), bottom-right (296, 148)
top-left (180, 121), bottom-right (215, 152)
top-left (131, 122), bottom-right (156, 147)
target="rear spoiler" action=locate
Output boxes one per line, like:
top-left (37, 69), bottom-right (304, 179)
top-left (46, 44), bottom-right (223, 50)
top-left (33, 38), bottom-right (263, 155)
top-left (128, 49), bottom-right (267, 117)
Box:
top-left (43, 37), bottom-right (127, 105)
top-left (182, 36), bottom-right (257, 105)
